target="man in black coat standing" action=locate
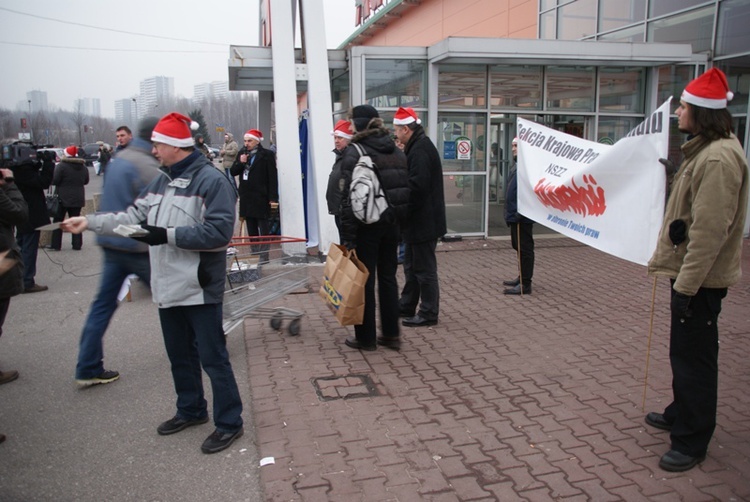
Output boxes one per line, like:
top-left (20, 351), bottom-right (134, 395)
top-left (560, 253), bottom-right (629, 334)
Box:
top-left (230, 129), bottom-right (278, 263)
top-left (10, 148), bottom-right (54, 293)
top-left (393, 107), bottom-right (446, 327)
top-left (503, 137), bottom-right (534, 295)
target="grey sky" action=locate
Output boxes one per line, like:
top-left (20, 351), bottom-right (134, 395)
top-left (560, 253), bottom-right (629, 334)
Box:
top-left (0, 0), bottom-right (355, 118)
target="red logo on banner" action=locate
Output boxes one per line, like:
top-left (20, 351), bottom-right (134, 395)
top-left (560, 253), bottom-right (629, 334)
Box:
top-left (533, 174), bottom-right (607, 217)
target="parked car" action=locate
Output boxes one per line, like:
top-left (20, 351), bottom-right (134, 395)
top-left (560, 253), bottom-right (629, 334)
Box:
top-left (80, 143), bottom-right (102, 166)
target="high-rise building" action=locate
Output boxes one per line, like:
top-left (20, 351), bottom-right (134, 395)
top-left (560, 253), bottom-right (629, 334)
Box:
top-left (26, 90), bottom-right (48, 114)
top-left (73, 97), bottom-right (102, 117)
top-left (193, 81), bottom-right (230, 104)
top-left (114, 98), bottom-right (138, 127)
top-left (139, 76), bottom-right (174, 116)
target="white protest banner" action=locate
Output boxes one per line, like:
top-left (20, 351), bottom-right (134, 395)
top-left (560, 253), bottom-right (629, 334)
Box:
top-left (517, 99), bottom-right (671, 265)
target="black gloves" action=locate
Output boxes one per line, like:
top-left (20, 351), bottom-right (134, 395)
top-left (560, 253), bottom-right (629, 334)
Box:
top-left (671, 291), bottom-right (692, 318)
top-left (668, 219), bottom-right (687, 247)
top-left (131, 225), bottom-right (168, 246)
top-left (659, 158), bottom-right (677, 177)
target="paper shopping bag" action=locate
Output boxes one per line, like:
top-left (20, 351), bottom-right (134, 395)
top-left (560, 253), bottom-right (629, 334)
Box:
top-left (319, 244), bottom-right (369, 326)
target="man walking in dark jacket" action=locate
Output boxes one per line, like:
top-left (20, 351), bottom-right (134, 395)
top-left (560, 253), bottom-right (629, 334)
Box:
top-left (393, 107), bottom-right (446, 327)
top-left (74, 117), bottom-right (161, 387)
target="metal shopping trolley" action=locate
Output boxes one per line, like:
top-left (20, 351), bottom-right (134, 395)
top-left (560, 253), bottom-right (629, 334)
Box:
top-left (223, 235), bottom-right (310, 335)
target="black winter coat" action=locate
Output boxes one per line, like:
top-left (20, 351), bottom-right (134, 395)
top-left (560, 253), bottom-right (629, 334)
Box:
top-left (0, 181), bottom-right (28, 299)
top-left (10, 158), bottom-right (54, 232)
top-left (230, 144), bottom-right (278, 219)
top-left (339, 125), bottom-right (410, 244)
top-left (402, 127), bottom-right (447, 243)
top-left (53, 158), bottom-right (89, 208)
top-left (326, 148), bottom-right (346, 215)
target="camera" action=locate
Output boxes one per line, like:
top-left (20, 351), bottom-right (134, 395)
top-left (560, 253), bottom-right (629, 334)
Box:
top-left (1, 142), bottom-right (39, 168)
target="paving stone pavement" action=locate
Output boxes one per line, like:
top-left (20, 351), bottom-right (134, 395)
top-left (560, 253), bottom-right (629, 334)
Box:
top-left (242, 237), bottom-right (750, 501)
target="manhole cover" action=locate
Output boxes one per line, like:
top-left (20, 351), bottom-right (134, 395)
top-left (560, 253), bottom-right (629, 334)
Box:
top-left (311, 374), bottom-right (379, 401)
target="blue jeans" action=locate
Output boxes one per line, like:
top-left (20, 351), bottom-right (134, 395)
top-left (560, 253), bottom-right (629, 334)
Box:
top-left (76, 249), bottom-right (151, 379)
top-left (15, 231), bottom-right (40, 289)
top-left (159, 304), bottom-right (243, 433)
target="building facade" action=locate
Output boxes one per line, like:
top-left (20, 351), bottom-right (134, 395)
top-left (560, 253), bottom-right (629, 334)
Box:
top-left (139, 76), bottom-right (174, 118)
top-left (26, 90), bottom-right (48, 114)
top-left (231, 0), bottom-right (749, 242)
top-left (114, 98), bottom-right (138, 128)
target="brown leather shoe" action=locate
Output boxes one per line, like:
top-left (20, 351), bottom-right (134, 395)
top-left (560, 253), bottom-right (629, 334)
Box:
top-left (0, 370), bottom-right (19, 385)
top-left (23, 284), bottom-right (48, 294)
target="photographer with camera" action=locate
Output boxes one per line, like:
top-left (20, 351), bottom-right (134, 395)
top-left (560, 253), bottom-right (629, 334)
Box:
top-left (9, 148), bottom-right (55, 293)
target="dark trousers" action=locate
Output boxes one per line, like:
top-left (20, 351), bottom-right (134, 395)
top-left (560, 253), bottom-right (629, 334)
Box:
top-left (51, 206), bottom-right (83, 250)
top-left (663, 283), bottom-right (726, 457)
top-left (15, 231), bottom-right (40, 289)
top-left (245, 217), bottom-right (270, 263)
top-left (354, 224), bottom-right (401, 346)
top-left (509, 221), bottom-right (534, 285)
top-left (399, 239), bottom-right (439, 321)
top-left (0, 297), bottom-right (9, 338)
top-left (159, 304), bottom-right (243, 433)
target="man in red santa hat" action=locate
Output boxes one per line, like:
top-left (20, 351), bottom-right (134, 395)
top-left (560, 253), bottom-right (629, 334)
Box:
top-left (646, 68), bottom-right (748, 471)
top-left (63, 112), bottom-right (244, 454)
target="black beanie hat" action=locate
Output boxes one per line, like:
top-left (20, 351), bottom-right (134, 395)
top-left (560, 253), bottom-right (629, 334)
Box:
top-left (351, 104), bottom-right (379, 132)
top-left (138, 116), bottom-right (160, 142)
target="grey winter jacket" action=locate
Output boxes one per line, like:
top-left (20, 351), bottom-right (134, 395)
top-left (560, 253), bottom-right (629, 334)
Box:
top-left (86, 152), bottom-right (237, 308)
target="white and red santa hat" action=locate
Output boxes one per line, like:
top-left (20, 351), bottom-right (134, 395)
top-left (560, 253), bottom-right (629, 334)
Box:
top-left (64, 145), bottom-right (77, 157)
top-left (393, 107), bottom-right (421, 126)
top-left (330, 119), bottom-right (353, 139)
top-left (151, 113), bottom-right (199, 147)
top-left (682, 68), bottom-right (734, 110)
top-left (244, 129), bottom-right (263, 142)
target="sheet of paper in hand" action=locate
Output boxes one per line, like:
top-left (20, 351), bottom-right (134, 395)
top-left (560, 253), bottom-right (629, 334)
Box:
top-left (113, 224), bottom-right (150, 238)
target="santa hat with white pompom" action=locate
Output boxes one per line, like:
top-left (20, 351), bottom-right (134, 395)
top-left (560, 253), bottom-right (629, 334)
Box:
top-left (681, 67), bottom-right (734, 110)
top-left (151, 112), bottom-right (200, 147)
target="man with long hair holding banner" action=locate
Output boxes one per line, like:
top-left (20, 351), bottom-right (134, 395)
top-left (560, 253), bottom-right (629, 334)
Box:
top-left (646, 68), bottom-right (748, 472)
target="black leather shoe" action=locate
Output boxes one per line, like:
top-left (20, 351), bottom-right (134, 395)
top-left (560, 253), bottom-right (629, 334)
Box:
top-left (402, 315), bottom-right (437, 327)
top-left (344, 336), bottom-right (376, 351)
top-left (157, 415), bottom-right (209, 435)
top-left (201, 428), bottom-right (244, 454)
top-left (503, 283), bottom-right (531, 295)
top-left (502, 277), bottom-right (520, 287)
top-left (659, 449), bottom-right (705, 472)
top-left (377, 336), bottom-right (401, 350)
top-left (645, 412), bottom-right (672, 431)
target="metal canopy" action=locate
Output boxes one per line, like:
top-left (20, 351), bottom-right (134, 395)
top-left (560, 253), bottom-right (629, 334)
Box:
top-left (428, 37), bottom-right (699, 67)
top-left (228, 46), bottom-right (348, 92)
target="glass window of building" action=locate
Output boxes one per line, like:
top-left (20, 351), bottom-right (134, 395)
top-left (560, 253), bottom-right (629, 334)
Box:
top-left (657, 65), bottom-right (695, 109)
top-left (558, 0), bottom-right (597, 40)
top-left (490, 66), bottom-right (543, 110)
top-left (540, 0), bottom-right (557, 11)
top-left (716, 0), bottom-right (750, 57)
top-left (546, 66), bottom-right (596, 111)
top-left (649, 0), bottom-right (710, 18)
top-left (648, 6), bottom-right (714, 53)
top-left (439, 113), bottom-right (487, 234)
top-left (540, 9), bottom-right (556, 39)
top-left (598, 0), bottom-right (646, 32)
top-left (438, 65), bottom-right (487, 109)
top-left (716, 61), bottom-right (750, 117)
top-left (597, 24), bottom-right (645, 42)
top-left (436, 112), bottom-right (487, 173)
top-left (365, 59), bottom-right (426, 108)
top-left (331, 69), bottom-right (349, 113)
top-left (598, 67), bottom-right (645, 113)
top-left (597, 116), bottom-right (640, 143)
